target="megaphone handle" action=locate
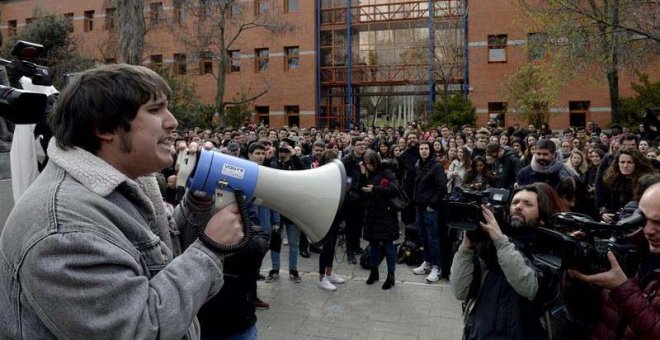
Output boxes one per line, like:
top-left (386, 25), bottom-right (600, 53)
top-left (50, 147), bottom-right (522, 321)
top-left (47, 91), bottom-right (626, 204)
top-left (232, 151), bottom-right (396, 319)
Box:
top-left (193, 189), bottom-right (253, 254)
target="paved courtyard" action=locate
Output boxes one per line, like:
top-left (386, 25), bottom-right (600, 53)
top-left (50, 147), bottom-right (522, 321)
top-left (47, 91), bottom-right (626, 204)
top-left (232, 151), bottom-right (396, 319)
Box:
top-left (255, 241), bottom-right (464, 340)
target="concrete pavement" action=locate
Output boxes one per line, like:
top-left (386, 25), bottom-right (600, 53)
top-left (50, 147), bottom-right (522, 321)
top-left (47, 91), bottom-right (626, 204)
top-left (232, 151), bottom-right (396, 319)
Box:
top-left (255, 242), bottom-right (464, 340)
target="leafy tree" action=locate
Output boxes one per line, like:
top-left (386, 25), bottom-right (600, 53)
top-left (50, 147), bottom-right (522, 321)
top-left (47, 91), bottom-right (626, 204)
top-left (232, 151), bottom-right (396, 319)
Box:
top-left (430, 94), bottom-right (476, 129)
top-left (619, 74), bottom-right (660, 126)
top-left (517, 0), bottom-right (659, 124)
top-left (2, 8), bottom-right (96, 89)
top-left (500, 63), bottom-right (562, 128)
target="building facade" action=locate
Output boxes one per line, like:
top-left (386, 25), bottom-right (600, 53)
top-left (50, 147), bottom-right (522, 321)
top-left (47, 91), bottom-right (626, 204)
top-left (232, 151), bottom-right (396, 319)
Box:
top-left (0, 0), bottom-right (656, 129)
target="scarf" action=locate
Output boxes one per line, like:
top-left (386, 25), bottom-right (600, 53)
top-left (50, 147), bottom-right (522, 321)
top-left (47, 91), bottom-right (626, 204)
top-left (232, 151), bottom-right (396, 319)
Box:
top-left (531, 151), bottom-right (565, 174)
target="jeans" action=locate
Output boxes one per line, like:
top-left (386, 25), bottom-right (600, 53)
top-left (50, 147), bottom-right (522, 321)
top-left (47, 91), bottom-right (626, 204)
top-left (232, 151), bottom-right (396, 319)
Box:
top-left (369, 241), bottom-right (396, 272)
top-left (271, 222), bottom-right (300, 271)
top-left (416, 208), bottom-right (440, 267)
top-left (202, 324), bottom-right (257, 340)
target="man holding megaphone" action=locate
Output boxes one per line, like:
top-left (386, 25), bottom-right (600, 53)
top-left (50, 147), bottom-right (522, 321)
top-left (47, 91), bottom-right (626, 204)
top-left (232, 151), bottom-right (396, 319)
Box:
top-left (0, 64), bottom-right (244, 339)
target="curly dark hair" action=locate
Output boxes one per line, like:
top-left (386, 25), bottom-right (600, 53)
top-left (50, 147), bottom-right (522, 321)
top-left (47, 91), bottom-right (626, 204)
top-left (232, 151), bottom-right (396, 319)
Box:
top-left (603, 149), bottom-right (655, 189)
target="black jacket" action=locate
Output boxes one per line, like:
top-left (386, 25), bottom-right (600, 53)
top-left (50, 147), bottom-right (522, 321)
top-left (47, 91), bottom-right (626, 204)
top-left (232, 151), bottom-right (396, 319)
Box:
top-left (341, 151), bottom-right (366, 205)
top-left (413, 156), bottom-right (447, 210)
top-left (361, 167), bottom-right (399, 242)
top-left (196, 225), bottom-right (269, 338)
top-left (492, 147), bottom-right (521, 189)
top-left (398, 146), bottom-right (420, 195)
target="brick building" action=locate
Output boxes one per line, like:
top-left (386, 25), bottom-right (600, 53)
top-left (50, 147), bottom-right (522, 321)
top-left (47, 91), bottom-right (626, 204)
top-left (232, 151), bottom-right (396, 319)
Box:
top-left (0, 0), bottom-right (656, 129)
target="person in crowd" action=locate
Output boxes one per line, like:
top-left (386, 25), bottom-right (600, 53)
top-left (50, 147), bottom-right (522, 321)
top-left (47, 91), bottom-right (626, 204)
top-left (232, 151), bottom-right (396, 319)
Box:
top-left (560, 140), bottom-right (573, 160)
top-left (450, 185), bottom-right (556, 339)
top-left (638, 139), bottom-right (651, 154)
top-left (317, 149), bottom-right (347, 291)
top-left (194, 219), bottom-right (269, 339)
top-left (565, 182), bottom-right (660, 339)
top-left (398, 132), bottom-right (421, 229)
top-left (565, 149), bottom-right (588, 177)
top-left (455, 133), bottom-right (466, 148)
top-left (447, 145), bottom-right (471, 192)
top-left (298, 141), bottom-right (327, 257)
top-left (341, 137), bottom-right (368, 264)
top-left (499, 133), bottom-right (510, 147)
top-left (571, 137), bottom-right (584, 152)
top-left (0, 64), bottom-right (244, 338)
top-left (486, 142), bottom-right (520, 189)
top-left (511, 137), bottom-right (525, 159)
top-left (463, 156), bottom-right (493, 191)
top-left (359, 150), bottom-right (400, 290)
top-left (517, 139), bottom-right (574, 190)
top-left (471, 133), bottom-right (488, 158)
top-left (598, 149), bottom-right (655, 223)
top-left (247, 142), bottom-right (276, 309)
top-left (266, 139), bottom-right (306, 283)
top-left (411, 141), bottom-right (448, 283)
top-left (582, 148), bottom-right (605, 218)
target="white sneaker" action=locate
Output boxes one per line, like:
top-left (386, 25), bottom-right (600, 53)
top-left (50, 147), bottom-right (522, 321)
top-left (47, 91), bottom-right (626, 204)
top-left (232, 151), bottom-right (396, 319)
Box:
top-left (412, 261), bottom-right (431, 275)
top-left (327, 273), bottom-right (345, 284)
top-left (426, 267), bottom-right (440, 283)
top-left (282, 233), bottom-right (288, 245)
top-left (318, 277), bottom-right (337, 291)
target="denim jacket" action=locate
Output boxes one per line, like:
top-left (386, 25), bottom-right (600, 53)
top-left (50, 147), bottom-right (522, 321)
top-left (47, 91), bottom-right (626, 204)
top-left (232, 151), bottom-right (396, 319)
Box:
top-left (0, 140), bottom-right (225, 339)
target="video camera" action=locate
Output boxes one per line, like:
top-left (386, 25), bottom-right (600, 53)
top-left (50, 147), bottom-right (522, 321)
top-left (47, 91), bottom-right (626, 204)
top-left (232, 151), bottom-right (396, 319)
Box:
top-left (446, 187), bottom-right (511, 242)
top-left (0, 41), bottom-right (52, 125)
top-left (533, 211), bottom-right (645, 276)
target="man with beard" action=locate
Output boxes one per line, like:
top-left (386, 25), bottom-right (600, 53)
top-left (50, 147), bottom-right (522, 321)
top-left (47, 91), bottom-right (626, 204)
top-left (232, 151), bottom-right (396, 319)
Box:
top-left (516, 139), bottom-right (574, 190)
top-left (341, 137), bottom-right (368, 263)
top-left (398, 132), bottom-right (420, 226)
top-left (450, 185), bottom-right (555, 339)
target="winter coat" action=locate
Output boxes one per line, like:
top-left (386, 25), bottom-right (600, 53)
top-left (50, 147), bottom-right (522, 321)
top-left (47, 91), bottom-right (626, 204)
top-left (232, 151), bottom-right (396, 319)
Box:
top-left (362, 167), bottom-right (399, 242)
top-left (398, 146), bottom-right (420, 195)
top-left (341, 151), bottom-right (366, 205)
top-left (492, 147), bottom-right (521, 189)
top-left (413, 156), bottom-right (447, 210)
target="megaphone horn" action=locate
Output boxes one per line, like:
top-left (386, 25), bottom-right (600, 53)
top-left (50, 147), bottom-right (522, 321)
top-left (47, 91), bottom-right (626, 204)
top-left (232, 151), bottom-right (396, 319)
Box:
top-left (178, 149), bottom-right (347, 245)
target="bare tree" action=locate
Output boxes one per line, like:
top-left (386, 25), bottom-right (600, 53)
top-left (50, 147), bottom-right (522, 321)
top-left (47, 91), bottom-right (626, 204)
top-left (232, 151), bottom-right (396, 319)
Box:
top-left (116, 0), bottom-right (146, 64)
top-left (518, 0), bottom-right (660, 123)
top-left (169, 0), bottom-right (293, 124)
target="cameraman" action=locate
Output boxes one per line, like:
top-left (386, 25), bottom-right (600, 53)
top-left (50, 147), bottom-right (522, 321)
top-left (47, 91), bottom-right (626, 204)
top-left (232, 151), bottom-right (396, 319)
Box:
top-left (451, 185), bottom-right (554, 339)
top-left (566, 182), bottom-right (660, 339)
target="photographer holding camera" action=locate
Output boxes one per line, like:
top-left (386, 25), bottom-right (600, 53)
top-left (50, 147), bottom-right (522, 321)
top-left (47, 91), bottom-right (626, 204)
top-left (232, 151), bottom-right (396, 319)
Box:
top-left (565, 182), bottom-right (660, 339)
top-left (450, 184), bottom-right (555, 339)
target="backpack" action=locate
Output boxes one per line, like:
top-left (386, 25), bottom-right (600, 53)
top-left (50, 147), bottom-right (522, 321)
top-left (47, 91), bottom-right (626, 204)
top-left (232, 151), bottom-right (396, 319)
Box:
top-left (396, 240), bottom-right (424, 266)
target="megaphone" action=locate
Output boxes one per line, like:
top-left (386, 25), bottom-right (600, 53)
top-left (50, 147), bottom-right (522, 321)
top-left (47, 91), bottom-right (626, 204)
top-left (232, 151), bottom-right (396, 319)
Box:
top-left (177, 148), bottom-right (347, 245)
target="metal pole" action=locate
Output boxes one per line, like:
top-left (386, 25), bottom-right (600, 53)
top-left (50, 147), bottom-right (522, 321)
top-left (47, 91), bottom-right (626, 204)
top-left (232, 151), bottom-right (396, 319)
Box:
top-left (428, 0), bottom-right (436, 121)
top-left (316, 0), bottom-right (322, 127)
top-left (463, 0), bottom-right (469, 98)
top-left (346, 0), bottom-right (352, 129)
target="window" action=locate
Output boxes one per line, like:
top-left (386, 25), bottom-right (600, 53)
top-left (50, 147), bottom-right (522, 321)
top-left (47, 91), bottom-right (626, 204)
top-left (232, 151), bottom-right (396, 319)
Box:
top-left (256, 106), bottom-right (270, 126)
top-left (255, 48), bottom-right (269, 72)
top-left (285, 105), bottom-right (300, 127)
top-left (285, 0), bottom-right (299, 13)
top-left (488, 34), bottom-right (507, 63)
top-left (105, 58), bottom-right (117, 64)
top-left (7, 20), bottom-right (17, 36)
top-left (149, 54), bottom-right (163, 69)
top-left (105, 8), bottom-right (116, 30)
top-left (84, 10), bottom-right (94, 32)
top-left (150, 2), bottom-right (163, 25)
top-left (62, 13), bottom-right (74, 32)
top-left (230, 2), bottom-right (242, 17)
top-left (199, 51), bottom-right (213, 74)
top-left (173, 0), bottom-right (184, 24)
top-left (25, 18), bottom-right (34, 26)
top-left (569, 101), bottom-right (590, 127)
top-left (285, 46), bottom-right (299, 70)
top-left (228, 50), bottom-right (241, 73)
top-left (174, 53), bottom-right (187, 75)
top-left (528, 32), bottom-right (547, 61)
top-left (255, 0), bottom-right (269, 16)
top-left (488, 102), bottom-right (507, 126)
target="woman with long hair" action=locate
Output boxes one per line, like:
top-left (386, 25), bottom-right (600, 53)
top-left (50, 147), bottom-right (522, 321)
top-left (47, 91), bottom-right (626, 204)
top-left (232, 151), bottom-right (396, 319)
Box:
top-left (360, 150), bottom-right (400, 290)
top-left (447, 146), bottom-right (471, 192)
top-left (462, 156), bottom-right (493, 190)
top-left (599, 149), bottom-right (656, 223)
top-left (565, 149), bottom-right (587, 177)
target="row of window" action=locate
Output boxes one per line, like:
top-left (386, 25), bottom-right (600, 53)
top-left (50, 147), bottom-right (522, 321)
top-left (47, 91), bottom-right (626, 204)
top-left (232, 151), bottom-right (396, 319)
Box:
top-left (487, 32), bottom-right (548, 63)
top-left (6, 0), bottom-right (301, 35)
top-left (138, 47), bottom-right (300, 75)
